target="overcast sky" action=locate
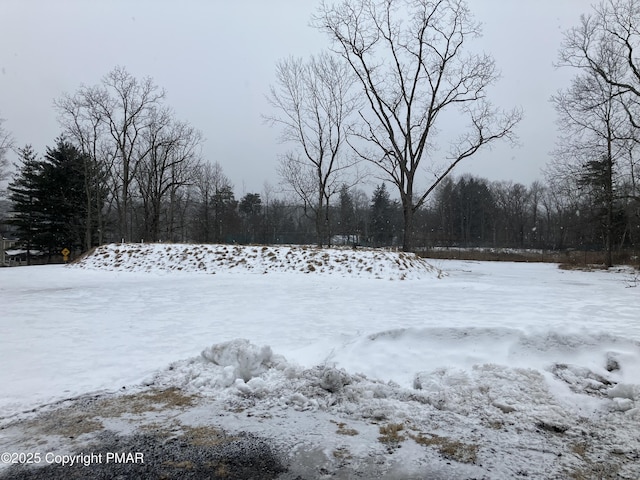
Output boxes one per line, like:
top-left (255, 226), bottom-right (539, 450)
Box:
top-left (1, 0), bottom-right (588, 197)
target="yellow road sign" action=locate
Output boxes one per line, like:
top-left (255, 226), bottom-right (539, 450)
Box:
top-left (61, 248), bottom-right (70, 257)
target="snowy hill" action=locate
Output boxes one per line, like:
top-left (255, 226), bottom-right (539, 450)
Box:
top-left (71, 243), bottom-right (439, 280)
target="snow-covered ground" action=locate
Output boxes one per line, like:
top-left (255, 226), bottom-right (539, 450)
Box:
top-left (1, 244), bottom-right (639, 478)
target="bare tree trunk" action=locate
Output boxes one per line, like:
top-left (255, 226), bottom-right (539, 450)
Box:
top-left (402, 202), bottom-right (414, 252)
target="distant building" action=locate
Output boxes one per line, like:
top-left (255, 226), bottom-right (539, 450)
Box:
top-left (1, 237), bottom-right (17, 266)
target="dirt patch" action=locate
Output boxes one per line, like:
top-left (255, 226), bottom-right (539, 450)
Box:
top-left (182, 425), bottom-right (239, 447)
top-left (96, 387), bottom-right (197, 417)
top-left (26, 411), bottom-right (104, 440)
top-left (0, 387), bottom-right (199, 450)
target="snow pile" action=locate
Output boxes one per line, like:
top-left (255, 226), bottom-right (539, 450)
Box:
top-left (155, 333), bottom-right (640, 417)
top-left (71, 243), bottom-right (438, 279)
top-left (200, 339), bottom-right (285, 386)
top-left (146, 337), bottom-right (640, 478)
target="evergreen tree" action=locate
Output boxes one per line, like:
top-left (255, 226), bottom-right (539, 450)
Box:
top-left (7, 146), bottom-right (44, 263)
top-left (369, 183), bottom-right (394, 246)
top-left (578, 158), bottom-right (626, 263)
top-left (212, 186), bottom-right (239, 243)
top-left (337, 184), bottom-right (356, 240)
top-left (40, 139), bottom-right (92, 253)
top-left (239, 193), bottom-right (262, 243)
top-left (453, 177), bottom-right (495, 246)
top-left (8, 139), bottom-right (103, 261)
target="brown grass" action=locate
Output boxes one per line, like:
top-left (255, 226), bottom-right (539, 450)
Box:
top-left (558, 263), bottom-right (609, 271)
top-left (36, 412), bottom-right (104, 438)
top-left (332, 421), bottom-right (359, 436)
top-left (333, 447), bottom-right (353, 460)
top-left (95, 387), bottom-right (197, 417)
top-left (378, 423), bottom-right (406, 444)
top-left (419, 248), bottom-right (640, 268)
top-left (409, 432), bottom-right (478, 464)
top-left (182, 425), bottom-right (238, 447)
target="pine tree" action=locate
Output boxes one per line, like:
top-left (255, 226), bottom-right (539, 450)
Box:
top-left (40, 139), bottom-right (90, 253)
top-left (369, 183), bottom-right (394, 246)
top-left (8, 139), bottom-right (103, 261)
top-left (7, 146), bottom-right (45, 264)
top-left (239, 193), bottom-right (262, 243)
top-left (337, 185), bottom-right (355, 240)
top-left (578, 158), bottom-right (625, 266)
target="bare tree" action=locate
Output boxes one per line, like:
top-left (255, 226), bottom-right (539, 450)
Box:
top-left (266, 52), bottom-right (361, 246)
top-left (558, 0), bottom-right (640, 121)
top-left (55, 67), bottom-right (211, 245)
top-left (0, 116), bottom-right (14, 196)
top-left (549, 65), bottom-right (630, 265)
top-left (555, 0), bottom-right (640, 265)
top-left (528, 180), bottom-right (546, 247)
top-left (55, 90), bottom-right (109, 247)
top-left (192, 161), bottom-right (234, 243)
top-left (61, 67), bottom-right (166, 241)
top-left (314, 0), bottom-right (522, 251)
top-left (135, 108), bottom-right (203, 242)
top-left (100, 67), bottom-right (167, 241)
top-left (492, 181), bottom-right (531, 247)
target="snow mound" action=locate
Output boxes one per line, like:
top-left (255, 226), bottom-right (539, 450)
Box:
top-left (70, 243), bottom-right (438, 279)
top-left (201, 339), bottom-right (285, 386)
top-left (147, 338), bottom-right (640, 478)
top-left (150, 335), bottom-right (640, 418)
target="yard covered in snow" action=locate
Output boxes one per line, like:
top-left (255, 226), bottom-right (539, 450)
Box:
top-left (0, 243), bottom-right (639, 478)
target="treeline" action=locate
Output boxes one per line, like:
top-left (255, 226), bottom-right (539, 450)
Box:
top-left (2, 135), bottom-right (638, 260)
top-left (0, 61), bottom-right (638, 261)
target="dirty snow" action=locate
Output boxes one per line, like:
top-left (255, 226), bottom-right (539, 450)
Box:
top-left (71, 243), bottom-right (438, 279)
top-left (1, 243), bottom-right (639, 478)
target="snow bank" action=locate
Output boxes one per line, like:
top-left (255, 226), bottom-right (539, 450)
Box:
top-left (70, 243), bottom-right (439, 279)
top-left (146, 336), bottom-right (640, 477)
top-left (154, 333), bottom-right (640, 417)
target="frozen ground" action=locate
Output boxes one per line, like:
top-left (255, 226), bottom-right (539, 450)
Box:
top-left (0, 244), bottom-right (639, 478)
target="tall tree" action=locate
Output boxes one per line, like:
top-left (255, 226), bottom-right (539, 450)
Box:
top-left (0, 116), bottom-right (14, 195)
top-left (266, 52), bottom-right (361, 247)
top-left (191, 162), bottom-right (235, 243)
top-left (337, 184), bottom-right (356, 240)
top-left (239, 193), bottom-right (262, 243)
top-left (315, 0), bottom-right (522, 251)
top-left (99, 67), bottom-right (166, 241)
top-left (135, 110), bottom-right (202, 242)
top-left (7, 146), bottom-right (42, 264)
top-left (369, 183), bottom-right (395, 246)
top-left (555, 11), bottom-right (634, 265)
top-left (38, 140), bottom-right (94, 254)
top-left (8, 140), bottom-right (103, 259)
top-left (56, 67), bottom-right (207, 244)
top-left (55, 67), bottom-right (166, 242)
top-left (55, 88), bottom-right (110, 246)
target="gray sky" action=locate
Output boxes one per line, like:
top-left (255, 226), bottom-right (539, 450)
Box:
top-left (1, 0), bottom-right (588, 197)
